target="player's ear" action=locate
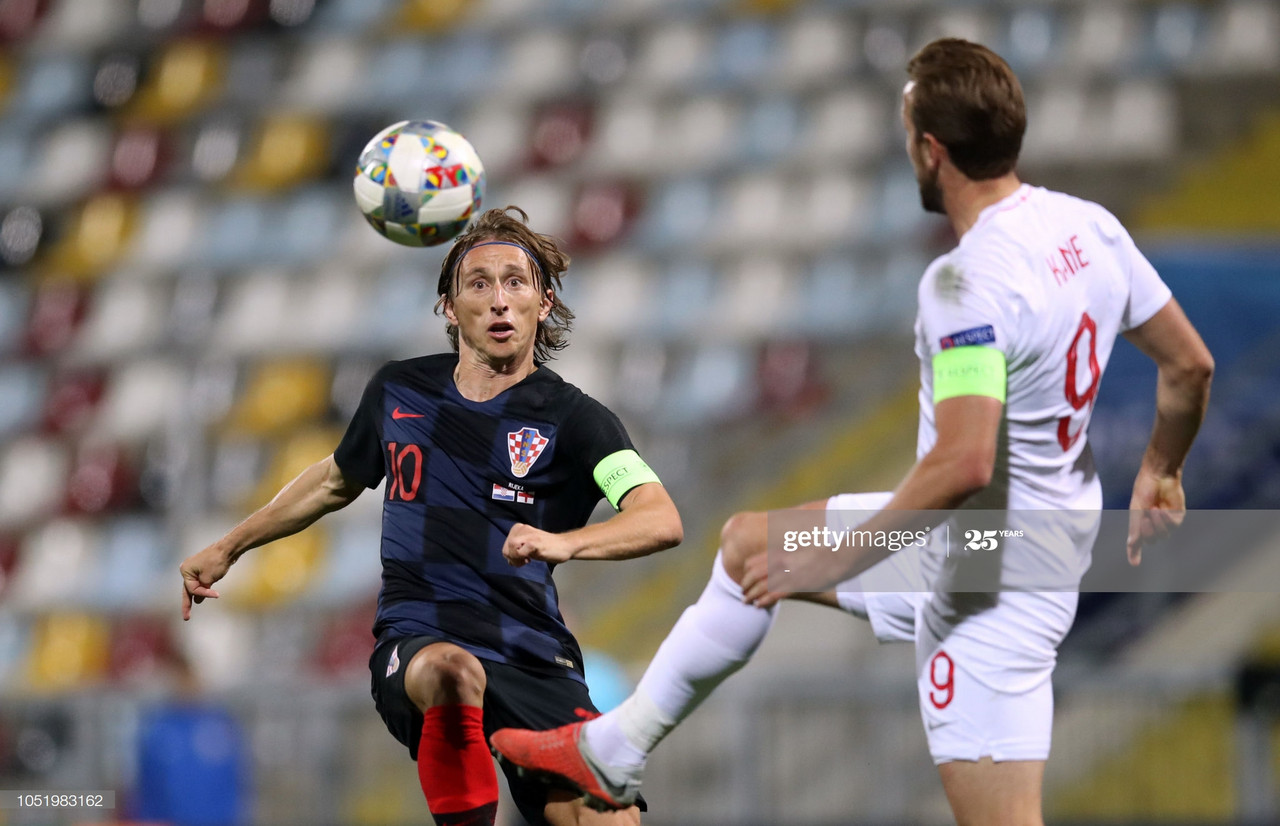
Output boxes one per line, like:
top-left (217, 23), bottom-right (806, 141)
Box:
top-left (442, 297), bottom-right (458, 326)
top-left (923, 133), bottom-right (946, 170)
top-left (538, 289), bottom-right (553, 322)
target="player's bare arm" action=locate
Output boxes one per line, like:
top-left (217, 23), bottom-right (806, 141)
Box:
top-left (503, 482), bottom-right (682, 567)
top-left (1121, 297), bottom-right (1214, 563)
top-left (179, 453), bottom-right (365, 620)
top-left (743, 391), bottom-right (1003, 608)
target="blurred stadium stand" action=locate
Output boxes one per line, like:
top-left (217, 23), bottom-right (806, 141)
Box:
top-left (0, 0), bottom-right (1279, 823)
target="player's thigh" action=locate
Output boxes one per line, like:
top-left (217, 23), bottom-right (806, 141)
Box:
top-left (543, 790), bottom-right (641, 826)
top-left (937, 757), bottom-right (1044, 826)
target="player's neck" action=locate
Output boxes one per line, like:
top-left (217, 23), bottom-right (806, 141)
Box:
top-left (943, 172), bottom-right (1023, 239)
top-left (453, 350), bottom-right (537, 402)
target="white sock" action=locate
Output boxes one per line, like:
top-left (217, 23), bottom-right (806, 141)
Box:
top-left (583, 551), bottom-right (777, 770)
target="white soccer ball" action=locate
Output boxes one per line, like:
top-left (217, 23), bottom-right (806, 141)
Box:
top-left (352, 120), bottom-right (486, 247)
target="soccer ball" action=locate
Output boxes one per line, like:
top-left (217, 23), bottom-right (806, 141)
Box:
top-left (353, 120), bottom-right (486, 247)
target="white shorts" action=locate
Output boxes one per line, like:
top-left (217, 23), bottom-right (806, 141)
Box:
top-left (827, 493), bottom-right (1075, 765)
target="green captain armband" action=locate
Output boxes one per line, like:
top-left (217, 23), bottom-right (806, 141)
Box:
top-left (593, 449), bottom-right (661, 510)
top-left (932, 346), bottom-right (1007, 403)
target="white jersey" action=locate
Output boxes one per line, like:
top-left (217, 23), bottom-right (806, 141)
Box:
top-left (909, 184), bottom-right (1171, 690)
top-left (915, 183), bottom-right (1171, 513)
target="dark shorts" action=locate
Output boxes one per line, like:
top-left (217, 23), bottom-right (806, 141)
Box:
top-left (369, 634), bottom-right (646, 825)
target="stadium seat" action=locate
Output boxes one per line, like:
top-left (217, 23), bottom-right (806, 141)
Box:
top-left (0, 616), bottom-right (29, 690)
top-left (190, 119), bottom-right (245, 183)
top-left (200, 0), bottom-right (270, 32)
top-left (70, 279), bottom-right (167, 362)
top-left (793, 170), bottom-right (874, 248)
top-left (127, 190), bottom-right (203, 270)
top-left (214, 271), bottom-right (294, 355)
top-left (313, 0), bottom-right (396, 32)
top-left (240, 528), bottom-right (326, 607)
top-left (458, 101), bottom-right (530, 179)
top-left (659, 344), bottom-right (754, 427)
top-left (308, 522), bottom-right (382, 606)
top-left (805, 254), bottom-right (869, 335)
top-left (1022, 82), bottom-right (1092, 163)
top-left (436, 32), bottom-right (499, 102)
top-left (0, 281), bottom-right (29, 354)
top-left (571, 254), bottom-right (654, 343)
top-left (802, 86), bottom-right (888, 164)
top-left (41, 369), bottom-right (105, 434)
top-left (917, 8), bottom-right (998, 50)
top-left (173, 602), bottom-right (255, 689)
top-left (290, 267), bottom-right (366, 351)
top-left (313, 602), bottom-right (378, 678)
top-left (223, 37), bottom-right (283, 106)
top-left (396, 0), bottom-right (473, 33)
top-left (12, 54), bottom-right (91, 118)
top-left (502, 28), bottom-right (578, 100)
top-left (24, 612), bottom-right (110, 690)
top-left (64, 443), bottom-right (139, 515)
top-left (669, 95), bottom-right (738, 173)
top-left (875, 165), bottom-right (931, 237)
top-left (9, 519), bottom-right (97, 609)
top-left (128, 39), bottom-right (226, 123)
top-left (650, 258), bottom-right (716, 340)
top-left (1105, 80), bottom-right (1176, 160)
top-left (44, 193), bottom-right (138, 280)
top-left (0, 0), bottom-right (51, 43)
top-left (738, 96), bottom-right (801, 164)
top-left (108, 126), bottom-right (170, 190)
top-left (107, 615), bottom-right (181, 685)
top-left (235, 115), bottom-right (330, 191)
top-left (23, 282), bottom-right (88, 356)
top-left (634, 175), bottom-right (714, 251)
top-left (273, 185), bottom-right (344, 266)
top-left (569, 180), bottom-right (640, 250)
top-left (199, 198), bottom-right (265, 267)
top-left (0, 364), bottom-right (45, 437)
top-left (635, 20), bottom-right (711, 93)
top-left (1205, 1), bottom-right (1280, 72)
top-left (1000, 7), bottom-right (1061, 75)
top-left (529, 101), bottom-right (594, 169)
top-left (714, 172), bottom-right (796, 251)
top-left (499, 175), bottom-right (572, 239)
top-left (33, 0), bottom-right (130, 50)
top-left (225, 359), bottom-right (332, 437)
top-left (587, 94), bottom-right (659, 174)
top-left (719, 255), bottom-right (799, 338)
top-left (359, 39), bottom-right (432, 110)
top-left (614, 340), bottom-right (669, 416)
top-left (1062, 4), bottom-right (1141, 74)
top-left (95, 516), bottom-right (168, 611)
top-left (361, 263), bottom-right (440, 350)
top-left (1147, 4), bottom-right (1206, 69)
top-left (776, 11), bottom-right (854, 88)
top-left (280, 39), bottom-right (364, 111)
top-left (712, 20), bottom-right (775, 89)
top-left (0, 131), bottom-right (28, 201)
top-left (27, 120), bottom-right (111, 207)
top-left (91, 358), bottom-right (185, 442)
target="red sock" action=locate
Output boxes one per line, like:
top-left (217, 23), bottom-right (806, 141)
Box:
top-left (418, 704), bottom-right (498, 825)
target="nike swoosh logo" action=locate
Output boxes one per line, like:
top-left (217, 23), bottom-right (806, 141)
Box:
top-left (392, 407), bottom-right (424, 419)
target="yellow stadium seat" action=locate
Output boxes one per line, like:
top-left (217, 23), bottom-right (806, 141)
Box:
top-left (234, 115), bottom-right (329, 191)
top-left (128, 40), bottom-right (225, 124)
top-left (42, 193), bottom-right (137, 281)
top-left (395, 0), bottom-right (472, 33)
top-left (250, 426), bottom-right (345, 507)
top-left (737, 0), bottom-right (805, 14)
top-left (236, 528), bottom-right (327, 607)
top-left (225, 359), bottom-right (331, 437)
top-left (0, 54), bottom-right (13, 114)
top-left (25, 613), bottom-right (110, 690)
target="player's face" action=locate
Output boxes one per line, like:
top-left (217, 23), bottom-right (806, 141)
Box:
top-left (902, 90), bottom-right (944, 215)
top-left (445, 243), bottom-right (552, 367)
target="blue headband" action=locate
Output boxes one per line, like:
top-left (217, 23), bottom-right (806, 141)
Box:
top-left (454, 241), bottom-right (545, 282)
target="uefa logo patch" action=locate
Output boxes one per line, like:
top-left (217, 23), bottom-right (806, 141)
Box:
top-left (507, 427), bottom-right (549, 478)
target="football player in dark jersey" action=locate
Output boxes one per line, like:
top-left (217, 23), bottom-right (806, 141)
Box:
top-left (180, 207), bottom-right (682, 826)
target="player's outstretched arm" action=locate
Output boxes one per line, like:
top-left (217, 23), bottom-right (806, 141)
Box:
top-left (1122, 298), bottom-right (1214, 564)
top-left (503, 482), bottom-right (683, 566)
top-left (180, 453), bottom-right (365, 619)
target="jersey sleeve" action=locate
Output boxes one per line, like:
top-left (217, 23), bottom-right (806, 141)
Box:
top-left (1118, 229), bottom-right (1173, 331)
top-left (333, 363), bottom-right (390, 490)
top-left (561, 395), bottom-right (660, 510)
top-left (917, 256), bottom-right (1017, 360)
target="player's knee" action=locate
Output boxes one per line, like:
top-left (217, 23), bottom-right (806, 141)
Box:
top-left (404, 644), bottom-right (486, 710)
top-left (720, 510), bottom-right (766, 584)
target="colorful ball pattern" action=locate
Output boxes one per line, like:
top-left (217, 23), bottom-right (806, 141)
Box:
top-left (352, 120), bottom-right (485, 247)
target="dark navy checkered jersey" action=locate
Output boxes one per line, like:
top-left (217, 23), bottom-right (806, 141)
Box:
top-left (334, 354), bottom-right (636, 682)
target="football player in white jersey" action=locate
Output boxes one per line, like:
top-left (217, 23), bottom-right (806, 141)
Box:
top-left (491, 38), bottom-right (1214, 825)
